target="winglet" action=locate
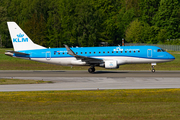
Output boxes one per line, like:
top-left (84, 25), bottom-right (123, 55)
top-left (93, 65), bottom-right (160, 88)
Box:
top-left (64, 44), bottom-right (76, 56)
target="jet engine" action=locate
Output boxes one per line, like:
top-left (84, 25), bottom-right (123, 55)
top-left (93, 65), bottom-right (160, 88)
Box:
top-left (105, 60), bottom-right (119, 69)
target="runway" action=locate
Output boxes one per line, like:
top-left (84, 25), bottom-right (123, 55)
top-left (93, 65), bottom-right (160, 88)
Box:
top-left (0, 70), bottom-right (180, 91)
top-left (1, 70), bottom-right (180, 77)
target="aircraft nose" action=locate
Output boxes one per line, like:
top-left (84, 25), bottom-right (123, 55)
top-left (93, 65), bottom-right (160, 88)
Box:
top-left (168, 53), bottom-right (175, 61)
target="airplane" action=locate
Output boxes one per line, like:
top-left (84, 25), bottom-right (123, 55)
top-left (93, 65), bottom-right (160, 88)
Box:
top-left (5, 22), bottom-right (175, 73)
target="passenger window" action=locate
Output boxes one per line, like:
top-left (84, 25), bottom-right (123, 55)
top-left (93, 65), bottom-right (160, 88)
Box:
top-left (121, 51), bottom-right (122, 53)
top-left (134, 51), bottom-right (135, 53)
top-left (129, 51), bottom-right (131, 53)
top-left (103, 51), bottom-right (105, 53)
top-left (94, 52), bottom-right (96, 54)
top-left (112, 51), bottom-right (114, 53)
top-left (58, 52), bottom-right (60, 55)
top-left (85, 52), bottom-right (87, 54)
top-left (125, 51), bottom-right (127, 53)
top-left (76, 52), bottom-right (78, 54)
top-left (99, 52), bottom-right (101, 54)
top-left (116, 51), bottom-right (118, 53)
top-left (108, 51), bottom-right (109, 53)
top-left (63, 53), bottom-right (64, 55)
top-left (89, 52), bottom-right (91, 54)
top-left (138, 51), bottom-right (140, 53)
top-left (81, 52), bottom-right (83, 54)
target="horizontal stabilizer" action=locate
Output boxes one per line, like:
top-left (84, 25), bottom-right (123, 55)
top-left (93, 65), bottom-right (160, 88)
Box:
top-left (6, 50), bottom-right (29, 55)
top-left (5, 50), bottom-right (30, 59)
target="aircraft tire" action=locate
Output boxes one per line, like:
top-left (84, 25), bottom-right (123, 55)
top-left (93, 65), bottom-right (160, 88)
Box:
top-left (88, 68), bottom-right (95, 73)
top-left (152, 69), bottom-right (155, 73)
top-left (92, 68), bottom-right (95, 72)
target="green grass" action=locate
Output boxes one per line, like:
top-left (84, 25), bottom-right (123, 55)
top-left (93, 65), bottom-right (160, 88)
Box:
top-left (1, 48), bottom-right (180, 70)
top-left (0, 78), bottom-right (53, 85)
top-left (0, 89), bottom-right (180, 120)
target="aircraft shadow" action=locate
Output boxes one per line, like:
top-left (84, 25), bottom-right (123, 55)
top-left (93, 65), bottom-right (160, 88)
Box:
top-left (33, 71), bottom-right (65, 73)
top-left (93, 71), bottom-right (128, 74)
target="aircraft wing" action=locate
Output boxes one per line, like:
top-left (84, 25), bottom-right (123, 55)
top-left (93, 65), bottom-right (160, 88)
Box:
top-left (64, 45), bottom-right (103, 64)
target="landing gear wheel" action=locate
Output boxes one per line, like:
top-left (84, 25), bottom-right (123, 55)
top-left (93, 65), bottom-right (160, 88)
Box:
top-left (88, 67), bottom-right (95, 73)
top-left (152, 69), bottom-right (155, 73)
top-left (92, 68), bottom-right (95, 72)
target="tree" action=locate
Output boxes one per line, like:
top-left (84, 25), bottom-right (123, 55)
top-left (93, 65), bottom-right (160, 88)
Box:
top-left (23, 13), bottom-right (47, 46)
top-left (147, 26), bottom-right (160, 44)
top-left (116, 7), bottom-right (135, 43)
top-left (157, 29), bottom-right (167, 44)
top-left (1, 0), bottom-right (180, 47)
top-left (46, 0), bottom-right (63, 47)
top-left (0, 6), bottom-right (11, 48)
top-left (152, 0), bottom-right (180, 39)
top-left (139, 0), bottom-right (160, 25)
top-left (125, 19), bottom-right (144, 43)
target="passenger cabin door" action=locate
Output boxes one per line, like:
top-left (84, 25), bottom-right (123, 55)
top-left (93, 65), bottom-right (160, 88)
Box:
top-left (147, 49), bottom-right (152, 58)
top-left (46, 51), bottom-right (51, 60)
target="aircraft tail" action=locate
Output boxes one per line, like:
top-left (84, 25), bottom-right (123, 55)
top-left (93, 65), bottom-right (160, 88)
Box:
top-left (7, 22), bottom-right (46, 51)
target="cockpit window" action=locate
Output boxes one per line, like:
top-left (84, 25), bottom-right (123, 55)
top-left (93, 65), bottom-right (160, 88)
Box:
top-left (157, 49), bottom-right (165, 52)
top-left (157, 49), bottom-right (161, 52)
top-left (161, 49), bottom-right (165, 52)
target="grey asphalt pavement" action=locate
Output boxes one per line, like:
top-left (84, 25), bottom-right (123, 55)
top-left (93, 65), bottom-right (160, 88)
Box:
top-left (0, 70), bottom-right (180, 91)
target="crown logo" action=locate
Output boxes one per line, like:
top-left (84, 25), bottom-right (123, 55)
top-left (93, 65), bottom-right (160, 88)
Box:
top-left (17, 33), bottom-right (24, 37)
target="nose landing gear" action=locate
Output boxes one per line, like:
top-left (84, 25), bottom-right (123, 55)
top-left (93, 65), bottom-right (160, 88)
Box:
top-left (151, 65), bottom-right (155, 73)
top-left (151, 63), bottom-right (156, 73)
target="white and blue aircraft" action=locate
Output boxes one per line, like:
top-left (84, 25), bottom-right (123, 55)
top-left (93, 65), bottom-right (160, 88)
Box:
top-left (5, 22), bottom-right (175, 73)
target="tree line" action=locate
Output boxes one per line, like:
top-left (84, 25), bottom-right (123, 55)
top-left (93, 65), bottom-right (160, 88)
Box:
top-left (0, 0), bottom-right (180, 48)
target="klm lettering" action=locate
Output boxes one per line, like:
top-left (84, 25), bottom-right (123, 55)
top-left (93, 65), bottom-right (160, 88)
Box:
top-left (13, 38), bottom-right (28, 42)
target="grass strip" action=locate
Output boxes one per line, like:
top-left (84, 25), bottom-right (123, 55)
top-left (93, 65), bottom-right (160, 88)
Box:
top-left (0, 78), bottom-right (53, 85)
top-left (0, 89), bottom-right (180, 120)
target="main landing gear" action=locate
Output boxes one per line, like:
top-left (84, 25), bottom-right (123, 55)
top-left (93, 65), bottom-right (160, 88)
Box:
top-left (88, 66), bottom-right (95, 73)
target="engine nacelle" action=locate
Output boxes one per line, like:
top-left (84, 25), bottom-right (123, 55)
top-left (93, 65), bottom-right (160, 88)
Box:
top-left (105, 60), bottom-right (119, 69)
